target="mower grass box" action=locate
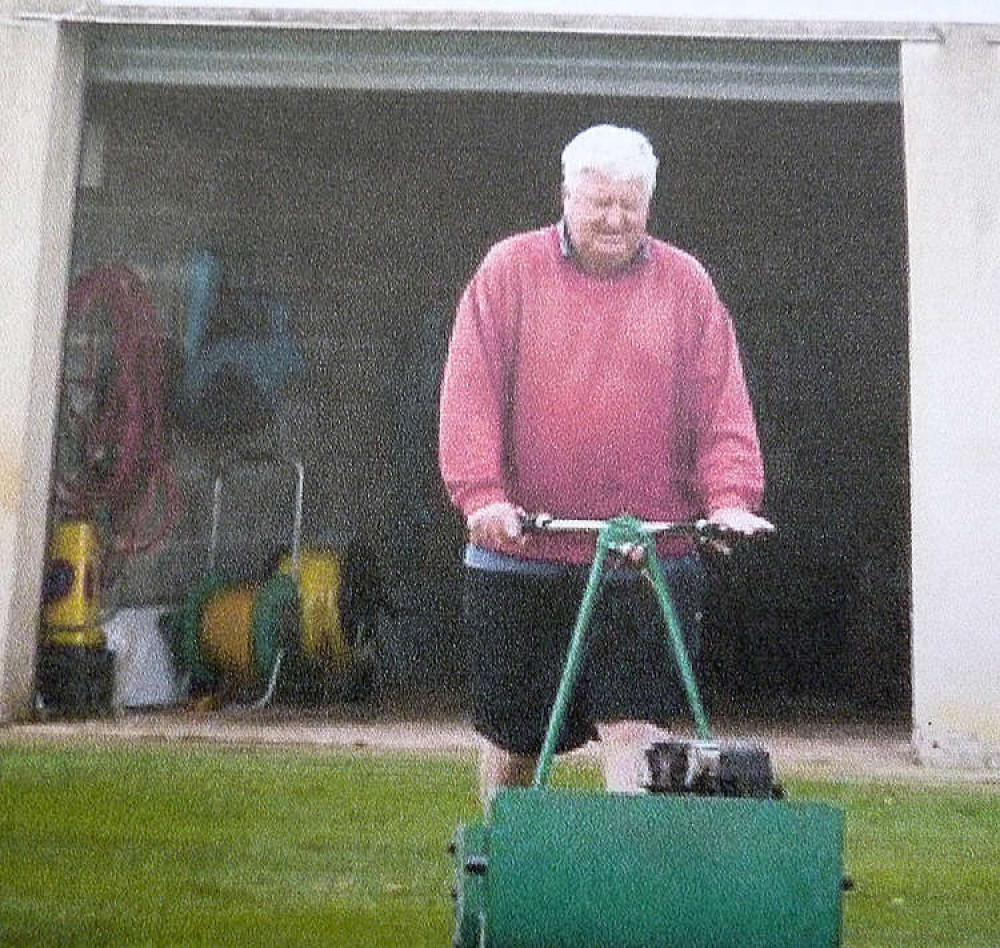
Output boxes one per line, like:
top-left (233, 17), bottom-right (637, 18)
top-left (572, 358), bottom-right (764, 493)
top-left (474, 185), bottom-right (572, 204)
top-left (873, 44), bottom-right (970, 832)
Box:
top-left (453, 788), bottom-right (844, 948)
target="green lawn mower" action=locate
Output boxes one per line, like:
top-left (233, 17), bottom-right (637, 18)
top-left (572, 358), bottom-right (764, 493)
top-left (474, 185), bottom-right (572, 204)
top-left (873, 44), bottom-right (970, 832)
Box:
top-left (450, 515), bottom-right (848, 948)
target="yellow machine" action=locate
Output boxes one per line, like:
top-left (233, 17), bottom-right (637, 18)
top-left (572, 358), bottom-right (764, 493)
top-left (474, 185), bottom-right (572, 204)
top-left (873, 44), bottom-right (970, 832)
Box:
top-left (37, 519), bottom-right (114, 713)
top-left (193, 550), bottom-right (351, 687)
top-left (198, 583), bottom-right (257, 681)
top-left (42, 520), bottom-right (104, 646)
top-left (278, 550), bottom-right (352, 671)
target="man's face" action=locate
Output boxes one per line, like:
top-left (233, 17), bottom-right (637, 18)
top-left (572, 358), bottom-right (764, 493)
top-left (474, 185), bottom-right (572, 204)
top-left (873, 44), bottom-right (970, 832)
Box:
top-left (562, 169), bottom-right (651, 277)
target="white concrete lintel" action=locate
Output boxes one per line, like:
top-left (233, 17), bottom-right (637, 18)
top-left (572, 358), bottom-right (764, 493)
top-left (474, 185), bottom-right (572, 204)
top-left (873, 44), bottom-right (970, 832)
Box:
top-left (13, 4), bottom-right (954, 42)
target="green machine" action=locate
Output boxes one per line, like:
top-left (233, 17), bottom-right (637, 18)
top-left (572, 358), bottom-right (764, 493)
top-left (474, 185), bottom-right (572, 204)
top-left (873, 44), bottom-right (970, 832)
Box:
top-left (451, 515), bottom-right (847, 948)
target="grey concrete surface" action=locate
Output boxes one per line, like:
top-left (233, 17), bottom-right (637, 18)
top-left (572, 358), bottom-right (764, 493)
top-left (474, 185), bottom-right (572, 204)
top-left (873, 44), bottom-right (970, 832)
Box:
top-left (3, 707), bottom-right (998, 788)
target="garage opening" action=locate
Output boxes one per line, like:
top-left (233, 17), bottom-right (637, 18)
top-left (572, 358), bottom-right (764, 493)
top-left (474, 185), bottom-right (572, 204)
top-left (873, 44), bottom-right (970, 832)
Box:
top-left (57, 35), bottom-right (910, 724)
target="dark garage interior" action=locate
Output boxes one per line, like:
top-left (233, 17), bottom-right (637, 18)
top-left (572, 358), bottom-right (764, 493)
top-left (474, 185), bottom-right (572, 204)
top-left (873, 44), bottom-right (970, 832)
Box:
top-left (55, 76), bottom-right (911, 724)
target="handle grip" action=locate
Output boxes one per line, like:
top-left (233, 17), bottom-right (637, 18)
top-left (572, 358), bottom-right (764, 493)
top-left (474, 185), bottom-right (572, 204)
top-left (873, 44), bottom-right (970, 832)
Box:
top-left (521, 513), bottom-right (731, 544)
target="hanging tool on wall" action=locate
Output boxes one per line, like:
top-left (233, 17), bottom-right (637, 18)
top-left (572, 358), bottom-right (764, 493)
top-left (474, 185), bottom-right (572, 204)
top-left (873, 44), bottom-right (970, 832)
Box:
top-left (55, 264), bottom-right (183, 565)
top-left (177, 248), bottom-right (303, 435)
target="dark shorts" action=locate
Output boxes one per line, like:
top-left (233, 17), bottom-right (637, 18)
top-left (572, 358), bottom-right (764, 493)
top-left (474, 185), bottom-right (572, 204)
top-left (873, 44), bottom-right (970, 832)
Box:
top-left (463, 556), bottom-right (707, 755)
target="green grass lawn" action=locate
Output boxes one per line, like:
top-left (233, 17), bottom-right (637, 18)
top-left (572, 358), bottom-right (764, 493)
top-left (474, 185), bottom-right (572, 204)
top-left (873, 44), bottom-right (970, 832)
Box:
top-left (0, 741), bottom-right (997, 947)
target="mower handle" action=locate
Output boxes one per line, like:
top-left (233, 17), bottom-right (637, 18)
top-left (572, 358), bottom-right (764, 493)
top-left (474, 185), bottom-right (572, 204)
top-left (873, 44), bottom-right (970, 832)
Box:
top-left (528, 511), bottom-right (773, 787)
top-left (529, 513), bottom-right (723, 786)
top-left (521, 513), bottom-right (728, 543)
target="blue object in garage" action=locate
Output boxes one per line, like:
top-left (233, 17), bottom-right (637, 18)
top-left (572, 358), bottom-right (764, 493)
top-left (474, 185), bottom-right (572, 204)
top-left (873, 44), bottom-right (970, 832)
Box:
top-left (181, 248), bottom-right (303, 433)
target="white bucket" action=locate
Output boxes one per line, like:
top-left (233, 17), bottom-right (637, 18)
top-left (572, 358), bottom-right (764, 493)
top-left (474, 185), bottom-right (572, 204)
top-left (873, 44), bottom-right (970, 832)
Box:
top-left (105, 607), bottom-right (180, 707)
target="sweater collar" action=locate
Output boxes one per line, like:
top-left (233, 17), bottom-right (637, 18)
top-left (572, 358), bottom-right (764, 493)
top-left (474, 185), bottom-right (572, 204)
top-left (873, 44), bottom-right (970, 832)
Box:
top-left (557, 219), bottom-right (652, 269)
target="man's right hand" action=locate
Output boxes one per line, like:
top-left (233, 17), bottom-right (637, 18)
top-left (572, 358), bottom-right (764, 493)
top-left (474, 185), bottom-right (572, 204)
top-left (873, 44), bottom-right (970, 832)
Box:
top-left (467, 501), bottom-right (526, 553)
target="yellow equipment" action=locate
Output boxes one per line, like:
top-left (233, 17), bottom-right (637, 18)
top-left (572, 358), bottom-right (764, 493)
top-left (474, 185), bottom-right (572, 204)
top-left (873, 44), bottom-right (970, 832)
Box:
top-left (42, 520), bottom-right (104, 648)
top-left (198, 583), bottom-right (258, 680)
top-left (194, 549), bottom-right (350, 686)
top-left (37, 519), bottom-right (114, 714)
top-left (167, 457), bottom-right (373, 706)
top-left (278, 550), bottom-right (351, 671)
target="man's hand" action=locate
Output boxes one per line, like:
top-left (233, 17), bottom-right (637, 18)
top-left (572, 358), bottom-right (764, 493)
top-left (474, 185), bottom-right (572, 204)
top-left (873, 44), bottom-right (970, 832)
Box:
top-left (467, 501), bottom-right (526, 553)
top-left (708, 507), bottom-right (775, 536)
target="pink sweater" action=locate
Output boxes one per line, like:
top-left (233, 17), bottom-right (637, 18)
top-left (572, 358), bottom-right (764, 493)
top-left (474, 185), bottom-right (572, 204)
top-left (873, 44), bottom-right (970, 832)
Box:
top-left (439, 225), bottom-right (764, 563)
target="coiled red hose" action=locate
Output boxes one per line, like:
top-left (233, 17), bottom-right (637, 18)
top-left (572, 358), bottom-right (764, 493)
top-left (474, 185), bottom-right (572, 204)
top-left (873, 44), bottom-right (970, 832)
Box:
top-left (58, 265), bottom-right (183, 565)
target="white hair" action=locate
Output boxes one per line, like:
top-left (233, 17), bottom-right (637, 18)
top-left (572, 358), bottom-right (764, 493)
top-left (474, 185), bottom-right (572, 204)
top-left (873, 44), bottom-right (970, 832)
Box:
top-left (561, 124), bottom-right (659, 196)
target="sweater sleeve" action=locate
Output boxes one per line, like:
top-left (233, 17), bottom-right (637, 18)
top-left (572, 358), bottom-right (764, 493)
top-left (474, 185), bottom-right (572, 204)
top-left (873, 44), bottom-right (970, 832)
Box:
top-left (438, 247), bottom-right (518, 518)
top-left (685, 279), bottom-right (765, 514)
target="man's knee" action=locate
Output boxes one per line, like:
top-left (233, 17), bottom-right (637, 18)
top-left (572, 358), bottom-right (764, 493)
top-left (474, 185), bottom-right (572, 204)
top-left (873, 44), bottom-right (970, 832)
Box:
top-left (597, 720), bottom-right (671, 793)
top-left (479, 740), bottom-right (537, 808)
top-left (598, 719), bottom-right (669, 745)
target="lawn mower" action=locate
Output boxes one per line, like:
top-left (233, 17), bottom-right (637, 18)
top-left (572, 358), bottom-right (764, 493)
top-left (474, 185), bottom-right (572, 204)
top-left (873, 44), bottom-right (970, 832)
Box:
top-left (450, 514), bottom-right (847, 948)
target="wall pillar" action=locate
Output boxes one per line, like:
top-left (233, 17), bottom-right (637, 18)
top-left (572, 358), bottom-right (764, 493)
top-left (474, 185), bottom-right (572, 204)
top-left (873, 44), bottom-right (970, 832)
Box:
top-left (0, 19), bottom-right (85, 721)
top-left (902, 26), bottom-right (1000, 767)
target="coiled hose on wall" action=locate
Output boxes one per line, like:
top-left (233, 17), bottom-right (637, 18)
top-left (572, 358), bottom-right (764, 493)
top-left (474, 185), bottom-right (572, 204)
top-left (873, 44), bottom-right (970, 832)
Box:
top-left (56, 264), bottom-right (182, 576)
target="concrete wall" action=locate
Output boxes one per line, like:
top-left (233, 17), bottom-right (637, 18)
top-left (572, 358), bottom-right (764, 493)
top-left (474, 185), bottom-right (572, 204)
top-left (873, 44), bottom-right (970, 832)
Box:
top-left (902, 26), bottom-right (1000, 767)
top-left (0, 20), bottom-right (86, 720)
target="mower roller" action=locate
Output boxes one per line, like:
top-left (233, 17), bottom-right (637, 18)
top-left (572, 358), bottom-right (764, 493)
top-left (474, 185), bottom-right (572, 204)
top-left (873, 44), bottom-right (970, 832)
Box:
top-left (450, 514), bottom-right (846, 948)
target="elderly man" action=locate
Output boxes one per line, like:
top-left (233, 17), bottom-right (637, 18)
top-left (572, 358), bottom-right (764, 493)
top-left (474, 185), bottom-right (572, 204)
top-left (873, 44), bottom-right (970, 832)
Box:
top-left (439, 124), bottom-right (771, 805)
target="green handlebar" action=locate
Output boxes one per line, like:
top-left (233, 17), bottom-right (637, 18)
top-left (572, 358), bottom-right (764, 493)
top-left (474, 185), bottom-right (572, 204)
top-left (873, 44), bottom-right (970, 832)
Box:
top-left (532, 515), bottom-right (712, 789)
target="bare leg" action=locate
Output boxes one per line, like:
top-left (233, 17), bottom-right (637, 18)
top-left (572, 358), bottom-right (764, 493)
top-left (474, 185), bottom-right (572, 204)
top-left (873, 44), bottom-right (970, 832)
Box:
top-left (479, 738), bottom-right (537, 809)
top-left (597, 720), bottom-right (671, 793)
